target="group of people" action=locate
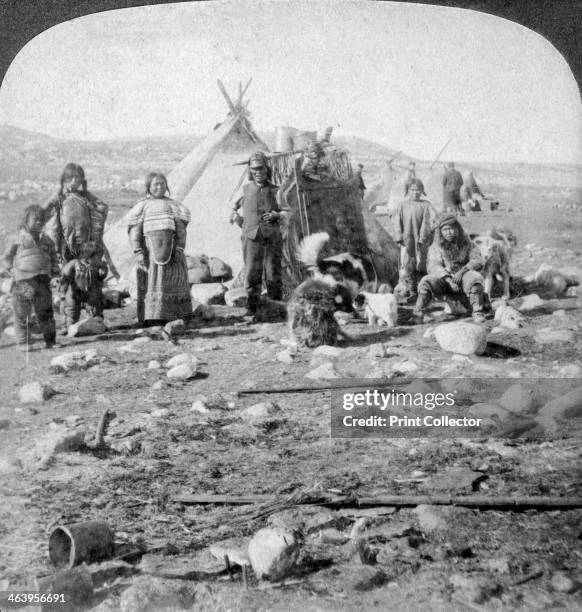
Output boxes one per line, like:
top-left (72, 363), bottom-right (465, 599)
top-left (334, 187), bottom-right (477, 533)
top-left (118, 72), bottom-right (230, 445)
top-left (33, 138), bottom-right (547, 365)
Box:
top-left (1, 149), bottom-right (490, 351)
top-left (394, 163), bottom-right (487, 324)
top-left (1, 164), bottom-right (194, 350)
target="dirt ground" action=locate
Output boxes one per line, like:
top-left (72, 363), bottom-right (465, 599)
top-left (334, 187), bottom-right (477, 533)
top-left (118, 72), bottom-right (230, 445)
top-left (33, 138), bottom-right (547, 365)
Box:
top-left (1, 164), bottom-right (582, 610)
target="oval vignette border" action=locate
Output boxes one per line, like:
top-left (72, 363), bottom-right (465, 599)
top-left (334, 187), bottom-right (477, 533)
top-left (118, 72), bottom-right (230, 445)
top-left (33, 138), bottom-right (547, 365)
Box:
top-left (0, 0), bottom-right (581, 98)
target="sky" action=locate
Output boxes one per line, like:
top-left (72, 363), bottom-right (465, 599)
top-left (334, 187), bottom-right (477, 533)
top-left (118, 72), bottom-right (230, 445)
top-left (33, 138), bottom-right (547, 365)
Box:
top-left (0, 0), bottom-right (581, 164)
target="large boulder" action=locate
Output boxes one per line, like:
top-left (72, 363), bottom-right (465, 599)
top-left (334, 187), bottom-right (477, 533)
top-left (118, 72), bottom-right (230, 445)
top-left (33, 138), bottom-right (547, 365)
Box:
top-left (434, 321), bottom-right (487, 355)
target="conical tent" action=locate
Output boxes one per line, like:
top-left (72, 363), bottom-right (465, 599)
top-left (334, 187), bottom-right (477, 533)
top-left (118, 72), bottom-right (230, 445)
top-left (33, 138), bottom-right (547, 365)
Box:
top-left (104, 79), bottom-right (268, 279)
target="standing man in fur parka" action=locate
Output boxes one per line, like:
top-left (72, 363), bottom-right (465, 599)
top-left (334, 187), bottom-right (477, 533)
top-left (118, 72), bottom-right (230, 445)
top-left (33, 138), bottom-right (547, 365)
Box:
top-left (411, 213), bottom-right (486, 324)
top-left (394, 179), bottom-right (437, 303)
top-left (230, 151), bottom-right (290, 320)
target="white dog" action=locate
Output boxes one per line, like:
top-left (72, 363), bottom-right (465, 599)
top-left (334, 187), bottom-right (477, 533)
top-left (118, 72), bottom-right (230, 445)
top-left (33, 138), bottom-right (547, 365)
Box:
top-left (354, 291), bottom-right (398, 327)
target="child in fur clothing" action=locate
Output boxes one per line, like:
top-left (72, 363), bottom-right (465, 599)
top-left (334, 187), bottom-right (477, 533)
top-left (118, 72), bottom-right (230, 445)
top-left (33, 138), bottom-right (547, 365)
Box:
top-left (1, 205), bottom-right (59, 350)
top-left (59, 241), bottom-right (108, 331)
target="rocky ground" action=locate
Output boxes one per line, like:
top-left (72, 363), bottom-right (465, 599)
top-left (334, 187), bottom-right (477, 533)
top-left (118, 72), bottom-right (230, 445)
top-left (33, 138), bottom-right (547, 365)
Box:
top-left (0, 134), bottom-right (581, 610)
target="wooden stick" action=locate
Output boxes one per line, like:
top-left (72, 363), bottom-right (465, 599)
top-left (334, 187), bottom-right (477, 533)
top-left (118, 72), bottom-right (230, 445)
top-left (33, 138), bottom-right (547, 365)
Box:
top-left (238, 377), bottom-right (415, 395)
top-left (430, 138), bottom-right (451, 169)
top-left (510, 569), bottom-right (544, 586)
top-left (173, 493), bottom-right (582, 511)
top-left (224, 555), bottom-right (234, 582)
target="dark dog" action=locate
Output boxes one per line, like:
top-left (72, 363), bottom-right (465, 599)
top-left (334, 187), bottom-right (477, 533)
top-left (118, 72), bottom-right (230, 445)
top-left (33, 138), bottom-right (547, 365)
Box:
top-left (287, 232), bottom-right (363, 348)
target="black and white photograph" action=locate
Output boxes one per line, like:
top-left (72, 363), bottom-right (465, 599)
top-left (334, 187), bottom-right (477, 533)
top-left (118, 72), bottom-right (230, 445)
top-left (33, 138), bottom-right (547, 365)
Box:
top-left (0, 0), bottom-right (581, 610)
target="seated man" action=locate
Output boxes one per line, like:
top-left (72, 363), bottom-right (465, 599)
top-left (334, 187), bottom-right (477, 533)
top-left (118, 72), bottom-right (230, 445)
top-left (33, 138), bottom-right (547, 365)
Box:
top-left (411, 213), bottom-right (486, 324)
top-left (301, 141), bottom-right (333, 183)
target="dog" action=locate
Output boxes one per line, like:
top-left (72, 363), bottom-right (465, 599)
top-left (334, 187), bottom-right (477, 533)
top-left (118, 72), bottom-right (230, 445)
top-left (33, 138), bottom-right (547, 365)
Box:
top-left (354, 291), bottom-right (398, 327)
top-left (471, 232), bottom-right (513, 299)
top-left (287, 232), bottom-right (365, 348)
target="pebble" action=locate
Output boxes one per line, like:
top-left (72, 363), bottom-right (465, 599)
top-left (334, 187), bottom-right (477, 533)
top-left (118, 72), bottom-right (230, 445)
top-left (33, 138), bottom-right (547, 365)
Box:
top-left (305, 362), bottom-right (339, 380)
top-left (519, 294), bottom-right (545, 311)
top-left (151, 381), bottom-right (164, 390)
top-left (191, 400), bottom-right (209, 414)
top-left (276, 350), bottom-right (294, 364)
top-left (167, 363), bottom-right (198, 380)
top-left (18, 382), bottom-right (56, 403)
top-left (147, 360), bottom-right (161, 370)
top-left (164, 353), bottom-right (198, 369)
top-left (241, 401), bottom-right (279, 422)
top-left (247, 527), bottom-right (301, 581)
top-left (551, 571), bottom-right (576, 593)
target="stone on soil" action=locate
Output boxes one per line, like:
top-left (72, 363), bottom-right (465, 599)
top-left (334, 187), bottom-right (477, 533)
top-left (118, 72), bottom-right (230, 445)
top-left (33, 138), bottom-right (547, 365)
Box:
top-left (164, 353), bottom-right (199, 369)
top-left (166, 363), bottom-right (197, 380)
top-left (18, 381), bottom-right (56, 403)
top-left (312, 345), bottom-right (344, 359)
top-left (147, 360), bottom-right (161, 370)
top-left (247, 527), bottom-right (301, 581)
top-left (68, 316), bottom-right (106, 337)
top-left (419, 467), bottom-right (482, 493)
top-left (224, 287), bottom-right (248, 307)
top-left (413, 504), bottom-right (448, 532)
top-left (550, 571), bottom-right (576, 593)
top-left (305, 362), bottom-right (339, 380)
top-left (189, 282), bottom-right (226, 305)
top-left (434, 322), bottom-right (487, 355)
top-left (277, 350), bottom-right (294, 364)
top-left (494, 303), bottom-right (526, 329)
top-left (519, 294), bottom-right (545, 311)
top-left (241, 401), bottom-right (279, 422)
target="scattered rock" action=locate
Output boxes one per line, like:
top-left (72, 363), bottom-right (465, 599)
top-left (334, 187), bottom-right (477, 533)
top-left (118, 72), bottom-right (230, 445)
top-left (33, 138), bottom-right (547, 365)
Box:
top-left (316, 528), bottom-right (350, 545)
top-left (189, 282), bottom-right (226, 305)
top-left (305, 362), bottom-right (339, 380)
top-left (486, 557), bottom-right (510, 573)
top-left (209, 538), bottom-right (250, 567)
top-left (413, 504), bottom-right (448, 532)
top-left (247, 527), bottom-right (301, 581)
top-left (147, 360), bottom-right (161, 370)
top-left (535, 328), bottom-right (575, 344)
top-left (241, 401), bottom-right (279, 423)
top-left (312, 345), bottom-right (344, 359)
top-left (224, 287), bottom-right (248, 307)
top-left (50, 349), bottom-right (105, 373)
top-left (191, 400), bottom-right (209, 414)
top-left (18, 381), bottom-right (56, 403)
top-left (566, 286), bottom-right (581, 297)
top-left (434, 321), bottom-right (487, 355)
top-left (191, 302), bottom-right (215, 321)
top-left (390, 359), bottom-right (419, 373)
top-left (534, 265), bottom-right (569, 298)
top-left (119, 576), bottom-right (198, 612)
top-left (68, 316), bottom-right (107, 337)
top-left (151, 408), bottom-right (170, 418)
top-left (167, 364), bottom-right (197, 380)
top-left (494, 303), bottom-right (526, 329)
top-left (519, 294), bottom-right (545, 312)
top-left (276, 350), bottom-right (294, 364)
top-left (151, 381), bottom-right (164, 390)
top-left (551, 571), bottom-right (576, 593)
top-left (164, 353), bottom-right (199, 369)
top-left (163, 319), bottom-right (185, 339)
